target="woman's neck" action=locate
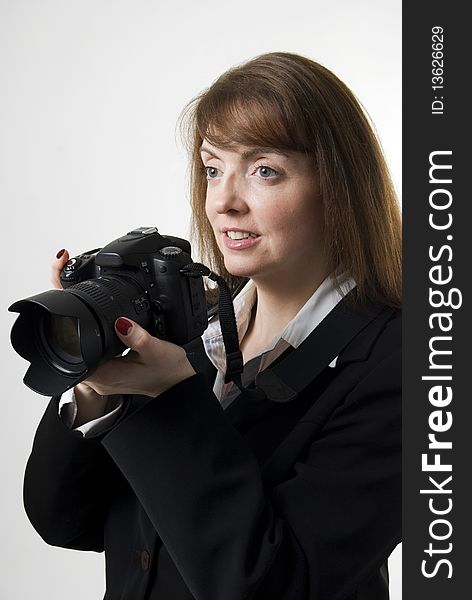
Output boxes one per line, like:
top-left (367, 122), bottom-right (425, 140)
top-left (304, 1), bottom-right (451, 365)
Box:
top-left (240, 264), bottom-right (329, 361)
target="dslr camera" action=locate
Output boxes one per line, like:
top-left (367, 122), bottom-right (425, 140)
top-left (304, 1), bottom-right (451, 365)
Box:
top-left (9, 227), bottom-right (208, 396)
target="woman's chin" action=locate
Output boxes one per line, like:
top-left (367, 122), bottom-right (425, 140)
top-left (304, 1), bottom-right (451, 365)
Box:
top-left (224, 258), bottom-right (260, 280)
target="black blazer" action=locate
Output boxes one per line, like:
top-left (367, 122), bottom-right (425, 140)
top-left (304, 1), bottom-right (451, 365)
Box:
top-left (23, 298), bottom-right (401, 600)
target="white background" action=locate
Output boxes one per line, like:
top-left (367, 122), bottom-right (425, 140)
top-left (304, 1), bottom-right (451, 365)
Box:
top-left (0, 1), bottom-right (402, 598)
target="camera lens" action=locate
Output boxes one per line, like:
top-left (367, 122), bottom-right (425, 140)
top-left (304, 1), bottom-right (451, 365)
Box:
top-left (9, 276), bottom-right (151, 396)
top-left (43, 314), bottom-right (83, 364)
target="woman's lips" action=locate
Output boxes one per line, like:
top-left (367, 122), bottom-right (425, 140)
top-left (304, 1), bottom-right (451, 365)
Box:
top-left (221, 230), bottom-right (261, 250)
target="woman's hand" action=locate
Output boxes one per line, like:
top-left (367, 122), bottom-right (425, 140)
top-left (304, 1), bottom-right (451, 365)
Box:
top-left (82, 317), bottom-right (196, 398)
top-left (51, 248), bottom-right (70, 289)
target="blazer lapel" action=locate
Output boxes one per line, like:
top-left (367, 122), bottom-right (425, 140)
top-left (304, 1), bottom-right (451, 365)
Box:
top-left (254, 296), bottom-right (393, 402)
top-left (225, 297), bottom-right (395, 431)
top-left (261, 303), bottom-right (399, 487)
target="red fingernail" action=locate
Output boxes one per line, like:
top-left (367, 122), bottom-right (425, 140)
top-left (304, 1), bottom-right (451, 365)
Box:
top-left (56, 249), bottom-right (66, 259)
top-left (116, 317), bottom-right (132, 336)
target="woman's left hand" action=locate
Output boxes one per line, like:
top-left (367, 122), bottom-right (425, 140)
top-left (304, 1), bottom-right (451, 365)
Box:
top-left (82, 317), bottom-right (196, 398)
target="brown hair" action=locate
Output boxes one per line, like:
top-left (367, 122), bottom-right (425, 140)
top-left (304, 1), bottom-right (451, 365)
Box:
top-left (180, 52), bottom-right (402, 308)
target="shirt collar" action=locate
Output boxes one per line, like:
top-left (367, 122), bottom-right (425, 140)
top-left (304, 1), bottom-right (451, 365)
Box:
top-left (202, 274), bottom-right (356, 373)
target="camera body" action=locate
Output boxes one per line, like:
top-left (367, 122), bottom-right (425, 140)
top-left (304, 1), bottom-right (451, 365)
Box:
top-left (9, 227), bottom-right (208, 396)
top-left (60, 227), bottom-right (207, 345)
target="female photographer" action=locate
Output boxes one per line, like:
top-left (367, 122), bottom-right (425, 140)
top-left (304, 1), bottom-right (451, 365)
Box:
top-left (24, 52), bottom-right (401, 600)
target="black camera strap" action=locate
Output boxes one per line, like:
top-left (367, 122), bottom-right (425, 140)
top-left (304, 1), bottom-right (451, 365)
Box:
top-left (181, 263), bottom-right (265, 400)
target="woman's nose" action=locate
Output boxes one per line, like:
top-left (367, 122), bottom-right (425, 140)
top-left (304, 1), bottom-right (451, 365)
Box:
top-left (211, 175), bottom-right (248, 214)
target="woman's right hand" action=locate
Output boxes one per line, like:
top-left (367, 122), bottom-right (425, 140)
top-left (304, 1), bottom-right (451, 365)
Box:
top-left (51, 248), bottom-right (70, 289)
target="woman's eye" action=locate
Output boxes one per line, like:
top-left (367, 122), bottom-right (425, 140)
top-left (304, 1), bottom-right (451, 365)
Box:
top-left (256, 165), bottom-right (279, 178)
top-left (205, 166), bottom-right (220, 179)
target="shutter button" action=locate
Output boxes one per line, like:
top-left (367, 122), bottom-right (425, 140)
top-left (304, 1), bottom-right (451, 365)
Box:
top-left (141, 550), bottom-right (150, 571)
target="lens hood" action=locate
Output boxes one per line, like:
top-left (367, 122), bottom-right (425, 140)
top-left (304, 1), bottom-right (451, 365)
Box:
top-left (9, 289), bottom-right (103, 396)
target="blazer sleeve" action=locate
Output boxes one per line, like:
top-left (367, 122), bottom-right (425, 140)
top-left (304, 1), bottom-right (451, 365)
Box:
top-left (23, 395), bottom-right (121, 552)
top-left (101, 342), bottom-right (401, 600)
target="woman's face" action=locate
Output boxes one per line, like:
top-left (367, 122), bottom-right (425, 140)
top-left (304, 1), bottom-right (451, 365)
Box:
top-left (202, 140), bottom-right (325, 284)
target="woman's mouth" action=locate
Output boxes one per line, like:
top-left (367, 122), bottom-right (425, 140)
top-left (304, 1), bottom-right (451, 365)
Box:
top-left (226, 231), bottom-right (259, 240)
top-left (222, 230), bottom-right (261, 249)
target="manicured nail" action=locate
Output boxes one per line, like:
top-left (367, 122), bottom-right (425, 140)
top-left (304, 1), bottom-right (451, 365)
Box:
top-left (116, 317), bottom-right (132, 336)
top-left (56, 249), bottom-right (66, 259)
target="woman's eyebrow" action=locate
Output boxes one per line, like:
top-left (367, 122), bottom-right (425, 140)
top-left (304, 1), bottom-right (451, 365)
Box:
top-left (200, 144), bottom-right (289, 160)
top-left (240, 147), bottom-right (289, 160)
top-left (200, 144), bottom-right (220, 159)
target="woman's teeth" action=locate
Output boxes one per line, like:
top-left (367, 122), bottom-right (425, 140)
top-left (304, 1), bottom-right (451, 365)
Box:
top-left (226, 231), bottom-right (258, 240)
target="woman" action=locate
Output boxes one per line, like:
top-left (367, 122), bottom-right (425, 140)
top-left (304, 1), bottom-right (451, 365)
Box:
top-left (24, 52), bottom-right (401, 599)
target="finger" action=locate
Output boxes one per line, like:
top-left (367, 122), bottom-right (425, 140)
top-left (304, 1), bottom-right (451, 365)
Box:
top-left (114, 317), bottom-right (152, 353)
top-left (51, 248), bottom-right (70, 289)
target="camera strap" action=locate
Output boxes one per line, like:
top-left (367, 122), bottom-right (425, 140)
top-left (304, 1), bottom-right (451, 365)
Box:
top-left (181, 263), bottom-right (265, 400)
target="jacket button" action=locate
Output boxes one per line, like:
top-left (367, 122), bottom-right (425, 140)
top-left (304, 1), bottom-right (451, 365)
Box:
top-left (141, 550), bottom-right (150, 572)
